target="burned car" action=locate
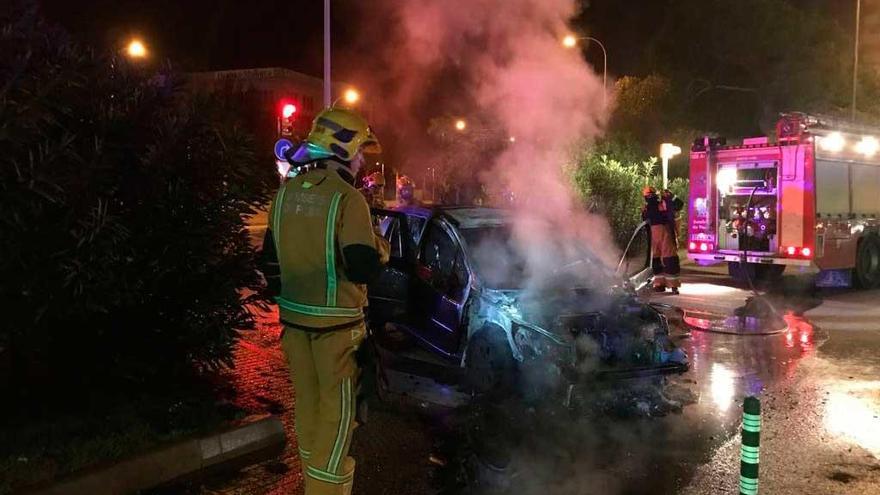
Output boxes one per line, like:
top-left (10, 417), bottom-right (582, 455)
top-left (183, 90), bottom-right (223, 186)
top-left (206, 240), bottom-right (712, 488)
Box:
top-left (367, 206), bottom-right (687, 405)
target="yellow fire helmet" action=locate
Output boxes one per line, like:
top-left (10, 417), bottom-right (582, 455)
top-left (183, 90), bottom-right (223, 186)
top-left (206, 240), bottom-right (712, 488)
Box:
top-left (290, 107), bottom-right (381, 165)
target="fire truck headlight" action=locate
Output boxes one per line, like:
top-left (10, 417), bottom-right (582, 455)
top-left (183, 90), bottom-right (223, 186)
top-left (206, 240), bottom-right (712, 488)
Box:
top-left (819, 132), bottom-right (846, 153)
top-left (855, 136), bottom-right (879, 157)
top-left (716, 168), bottom-right (737, 193)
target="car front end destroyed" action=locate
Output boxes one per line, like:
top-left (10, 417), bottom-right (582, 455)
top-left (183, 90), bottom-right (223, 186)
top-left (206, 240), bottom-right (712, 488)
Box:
top-left (469, 287), bottom-right (688, 393)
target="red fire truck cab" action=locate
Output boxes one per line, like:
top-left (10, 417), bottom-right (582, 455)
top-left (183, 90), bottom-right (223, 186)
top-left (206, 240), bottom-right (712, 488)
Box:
top-left (687, 113), bottom-right (880, 288)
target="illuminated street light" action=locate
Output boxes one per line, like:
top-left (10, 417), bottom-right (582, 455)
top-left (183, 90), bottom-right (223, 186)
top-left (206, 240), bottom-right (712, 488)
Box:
top-left (126, 39), bottom-right (147, 59)
top-left (455, 119), bottom-right (467, 131)
top-left (343, 88), bottom-right (360, 105)
top-left (819, 132), bottom-right (846, 153)
top-left (562, 34), bottom-right (607, 108)
top-left (509, 136), bottom-right (516, 143)
top-left (332, 88), bottom-right (362, 107)
top-left (855, 136), bottom-right (879, 157)
top-left (660, 143), bottom-right (682, 189)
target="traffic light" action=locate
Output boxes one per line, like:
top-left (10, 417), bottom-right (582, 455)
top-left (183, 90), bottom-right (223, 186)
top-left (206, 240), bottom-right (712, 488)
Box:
top-left (277, 99), bottom-right (298, 137)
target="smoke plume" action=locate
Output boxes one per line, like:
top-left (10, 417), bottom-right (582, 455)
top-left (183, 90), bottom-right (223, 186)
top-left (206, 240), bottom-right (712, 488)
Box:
top-left (352, 0), bottom-right (617, 289)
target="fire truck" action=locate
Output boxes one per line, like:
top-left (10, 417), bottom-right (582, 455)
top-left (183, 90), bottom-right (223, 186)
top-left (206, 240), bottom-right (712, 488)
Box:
top-left (687, 113), bottom-right (880, 288)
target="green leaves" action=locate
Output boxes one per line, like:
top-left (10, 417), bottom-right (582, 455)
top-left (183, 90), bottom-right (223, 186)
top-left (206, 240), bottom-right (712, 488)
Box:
top-left (0, 5), bottom-right (274, 394)
top-left (572, 141), bottom-right (689, 249)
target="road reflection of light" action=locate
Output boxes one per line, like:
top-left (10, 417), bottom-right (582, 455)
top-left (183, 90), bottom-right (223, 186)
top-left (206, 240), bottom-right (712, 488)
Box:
top-left (710, 363), bottom-right (736, 412)
top-left (824, 382), bottom-right (880, 458)
top-left (677, 283), bottom-right (741, 297)
top-left (684, 315), bottom-right (713, 330)
top-left (783, 312), bottom-right (814, 353)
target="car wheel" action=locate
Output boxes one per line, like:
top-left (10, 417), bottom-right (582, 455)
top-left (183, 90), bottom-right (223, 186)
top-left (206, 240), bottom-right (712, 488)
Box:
top-left (854, 235), bottom-right (880, 289)
top-left (465, 329), bottom-right (516, 399)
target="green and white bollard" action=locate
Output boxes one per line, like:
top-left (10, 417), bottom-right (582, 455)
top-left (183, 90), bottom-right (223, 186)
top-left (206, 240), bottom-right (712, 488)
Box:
top-left (740, 396), bottom-right (761, 495)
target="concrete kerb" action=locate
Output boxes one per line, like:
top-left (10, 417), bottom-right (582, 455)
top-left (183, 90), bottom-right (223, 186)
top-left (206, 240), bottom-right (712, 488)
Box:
top-left (26, 414), bottom-right (286, 495)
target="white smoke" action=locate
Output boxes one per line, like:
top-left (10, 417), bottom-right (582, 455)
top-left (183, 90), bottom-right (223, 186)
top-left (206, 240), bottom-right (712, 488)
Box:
top-left (370, 0), bottom-right (617, 291)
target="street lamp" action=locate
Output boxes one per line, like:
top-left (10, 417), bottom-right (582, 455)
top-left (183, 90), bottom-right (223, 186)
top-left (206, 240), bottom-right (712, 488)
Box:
top-left (126, 39), bottom-right (147, 59)
top-left (333, 88), bottom-right (361, 107)
top-left (323, 0), bottom-right (331, 106)
top-left (660, 143), bottom-right (682, 189)
top-left (343, 88), bottom-right (360, 105)
top-left (562, 34), bottom-right (607, 108)
top-left (455, 119), bottom-right (467, 131)
top-left (852, 0), bottom-right (861, 121)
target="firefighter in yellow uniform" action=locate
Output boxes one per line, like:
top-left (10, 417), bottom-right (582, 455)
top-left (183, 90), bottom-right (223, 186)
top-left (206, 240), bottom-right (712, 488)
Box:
top-left (259, 107), bottom-right (389, 495)
top-left (642, 186), bottom-right (681, 294)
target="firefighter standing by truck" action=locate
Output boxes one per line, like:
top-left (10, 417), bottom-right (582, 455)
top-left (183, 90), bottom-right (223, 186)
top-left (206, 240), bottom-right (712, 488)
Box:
top-left (260, 107), bottom-right (389, 495)
top-left (643, 187), bottom-right (682, 294)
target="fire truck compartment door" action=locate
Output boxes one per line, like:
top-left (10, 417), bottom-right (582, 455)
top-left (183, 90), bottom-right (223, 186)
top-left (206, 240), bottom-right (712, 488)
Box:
top-left (851, 163), bottom-right (880, 216)
top-left (816, 160), bottom-right (851, 218)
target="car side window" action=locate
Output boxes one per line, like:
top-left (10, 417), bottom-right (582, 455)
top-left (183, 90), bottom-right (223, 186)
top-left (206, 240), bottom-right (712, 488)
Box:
top-left (449, 250), bottom-right (469, 302)
top-left (420, 221), bottom-right (459, 293)
top-left (407, 216), bottom-right (427, 247)
top-left (372, 213), bottom-right (404, 260)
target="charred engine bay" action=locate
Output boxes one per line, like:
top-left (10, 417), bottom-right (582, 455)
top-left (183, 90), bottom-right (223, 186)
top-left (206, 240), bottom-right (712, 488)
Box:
top-left (485, 286), bottom-right (689, 384)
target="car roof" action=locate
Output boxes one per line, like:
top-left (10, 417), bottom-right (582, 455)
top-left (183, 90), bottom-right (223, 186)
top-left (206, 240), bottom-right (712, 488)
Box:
top-left (386, 205), bottom-right (508, 229)
top-left (441, 207), bottom-right (508, 229)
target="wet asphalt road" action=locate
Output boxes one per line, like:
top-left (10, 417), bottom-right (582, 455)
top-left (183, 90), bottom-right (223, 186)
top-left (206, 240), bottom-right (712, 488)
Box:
top-left (651, 264), bottom-right (880, 495)
top-left (180, 246), bottom-right (880, 494)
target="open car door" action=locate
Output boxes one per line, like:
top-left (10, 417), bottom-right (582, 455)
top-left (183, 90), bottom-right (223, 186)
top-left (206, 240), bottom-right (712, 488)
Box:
top-left (368, 209), bottom-right (415, 331)
top-left (616, 221), bottom-right (653, 294)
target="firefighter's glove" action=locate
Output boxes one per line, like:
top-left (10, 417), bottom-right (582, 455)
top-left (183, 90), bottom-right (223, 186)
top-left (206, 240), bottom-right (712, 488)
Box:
top-left (375, 235), bottom-right (391, 265)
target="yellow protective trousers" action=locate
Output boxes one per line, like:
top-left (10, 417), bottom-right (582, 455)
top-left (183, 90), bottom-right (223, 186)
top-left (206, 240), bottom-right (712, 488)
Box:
top-left (651, 224), bottom-right (681, 289)
top-left (282, 323), bottom-right (366, 495)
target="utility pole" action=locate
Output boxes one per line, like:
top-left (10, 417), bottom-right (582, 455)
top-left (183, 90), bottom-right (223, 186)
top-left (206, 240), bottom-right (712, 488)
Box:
top-left (852, 0), bottom-right (861, 121)
top-left (323, 0), bottom-right (331, 107)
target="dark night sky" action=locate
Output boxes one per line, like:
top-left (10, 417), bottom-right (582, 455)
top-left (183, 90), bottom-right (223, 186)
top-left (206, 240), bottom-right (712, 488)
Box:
top-left (39, 0), bottom-right (331, 73)
top-left (39, 0), bottom-right (851, 80)
top-left (36, 0), bottom-right (670, 79)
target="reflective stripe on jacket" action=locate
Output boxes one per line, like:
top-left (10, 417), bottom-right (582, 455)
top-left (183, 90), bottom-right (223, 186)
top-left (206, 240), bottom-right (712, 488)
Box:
top-left (268, 168), bottom-right (377, 330)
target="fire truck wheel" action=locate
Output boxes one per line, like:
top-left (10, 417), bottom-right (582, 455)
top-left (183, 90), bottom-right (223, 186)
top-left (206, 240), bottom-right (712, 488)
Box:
top-left (854, 235), bottom-right (880, 289)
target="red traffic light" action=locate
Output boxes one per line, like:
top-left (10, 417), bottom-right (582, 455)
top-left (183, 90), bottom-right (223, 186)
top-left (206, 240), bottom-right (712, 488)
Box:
top-left (282, 104), bottom-right (297, 119)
